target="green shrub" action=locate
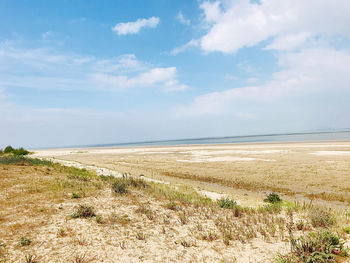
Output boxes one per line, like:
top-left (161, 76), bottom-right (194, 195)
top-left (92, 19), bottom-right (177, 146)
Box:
top-left (3, 146), bottom-right (29, 155)
top-left (12, 147), bottom-right (30, 156)
top-left (264, 193), bottom-right (282, 204)
top-left (4, 146), bottom-right (14, 154)
top-left (277, 230), bottom-right (349, 262)
top-left (217, 198), bottom-right (238, 209)
top-left (0, 155), bottom-right (51, 165)
top-left (19, 237), bottom-right (31, 247)
top-left (71, 205), bottom-right (96, 218)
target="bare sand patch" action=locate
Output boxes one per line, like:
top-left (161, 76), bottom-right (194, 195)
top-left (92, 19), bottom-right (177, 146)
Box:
top-left (33, 141), bottom-right (350, 207)
top-left (310, 150), bottom-right (350, 156)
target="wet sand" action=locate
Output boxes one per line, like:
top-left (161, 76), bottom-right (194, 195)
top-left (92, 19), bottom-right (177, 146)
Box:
top-left (33, 141), bottom-right (350, 206)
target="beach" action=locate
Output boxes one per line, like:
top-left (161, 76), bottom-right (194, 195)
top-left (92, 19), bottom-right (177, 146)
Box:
top-left (33, 140), bottom-right (350, 207)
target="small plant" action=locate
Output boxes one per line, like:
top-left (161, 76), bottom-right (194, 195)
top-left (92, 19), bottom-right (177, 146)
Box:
top-left (278, 230), bottom-right (349, 262)
top-left (201, 231), bottom-right (218, 242)
top-left (71, 205), bottom-right (96, 218)
top-left (180, 239), bottom-right (194, 248)
top-left (95, 215), bottom-right (104, 224)
top-left (343, 227), bottom-right (350, 234)
top-left (217, 198), bottom-right (238, 209)
top-left (19, 237), bottom-right (31, 247)
top-left (111, 181), bottom-right (128, 194)
top-left (296, 220), bottom-right (305, 231)
top-left (178, 212), bottom-right (188, 225)
top-left (24, 254), bottom-right (37, 263)
top-left (73, 253), bottom-right (94, 263)
top-left (136, 232), bottom-right (146, 240)
top-left (264, 193), bottom-right (282, 204)
top-left (136, 205), bottom-right (154, 220)
top-left (310, 208), bottom-right (336, 228)
top-left (57, 227), bottom-right (67, 237)
top-left (165, 201), bottom-right (180, 211)
top-left (71, 192), bottom-right (81, 199)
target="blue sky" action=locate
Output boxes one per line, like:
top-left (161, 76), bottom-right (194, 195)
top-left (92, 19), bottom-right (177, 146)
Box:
top-left (1, 0), bottom-right (350, 148)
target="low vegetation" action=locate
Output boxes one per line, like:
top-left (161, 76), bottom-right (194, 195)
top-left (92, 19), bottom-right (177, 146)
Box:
top-left (276, 230), bottom-right (349, 262)
top-left (264, 193), bottom-right (282, 204)
top-left (0, 151), bottom-right (349, 262)
top-left (0, 145), bottom-right (30, 156)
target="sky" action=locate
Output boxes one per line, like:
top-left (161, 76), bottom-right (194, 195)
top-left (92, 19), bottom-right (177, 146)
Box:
top-left (1, 0), bottom-right (350, 148)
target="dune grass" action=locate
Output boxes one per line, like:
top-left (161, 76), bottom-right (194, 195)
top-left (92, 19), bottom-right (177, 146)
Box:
top-left (0, 154), bottom-right (349, 262)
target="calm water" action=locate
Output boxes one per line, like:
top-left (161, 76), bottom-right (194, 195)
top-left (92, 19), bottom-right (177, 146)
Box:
top-left (87, 130), bottom-right (350, 148)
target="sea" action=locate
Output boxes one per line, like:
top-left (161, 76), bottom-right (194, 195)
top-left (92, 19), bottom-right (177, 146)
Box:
top-left (85, 130), bottom-right (350, 148)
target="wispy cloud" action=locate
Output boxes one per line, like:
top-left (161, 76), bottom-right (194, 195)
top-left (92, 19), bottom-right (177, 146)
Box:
top-left (93, 67), bottom-right (188, 92)
top-left (0, 43), bottom-right (188, 92)
top-left (171, 39), bottom-right (199, 55)
top-left (112, 17), bottom-right (160, 35)
top-left (176, 11), bottom-right (190, 25)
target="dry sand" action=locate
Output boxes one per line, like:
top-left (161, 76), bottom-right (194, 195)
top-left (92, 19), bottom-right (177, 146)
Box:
top-left (32, 141), bottom-right (350, 207)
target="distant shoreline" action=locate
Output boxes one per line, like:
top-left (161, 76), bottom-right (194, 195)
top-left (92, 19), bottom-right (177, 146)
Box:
top-left (32, 130), bottom-right (350, 150)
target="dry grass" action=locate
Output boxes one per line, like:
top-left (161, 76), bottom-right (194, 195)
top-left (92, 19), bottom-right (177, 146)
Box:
top-left (0, 156), bottom-right (349, 262)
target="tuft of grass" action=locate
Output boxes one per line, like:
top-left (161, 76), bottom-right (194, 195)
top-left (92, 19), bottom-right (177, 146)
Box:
top-left (309, 208), bottom-right (336, 228)
top-left (147, 183), bottom-right (212, 206)
top-left (135, 205), bottom-right (154, 220)
top-left (24, 254), bottom-right (37, 263)
top-left (70, 192), bottom-right (81, 199)
top-left (19, 237), bottom-right (31, 247)
top-left (217, 198), bottom-right (238, 209)
top-left (111, 181), bottom-right (128, 194)
top-left (264, 193), bottom-right (282, 204)
top-left (111, 177), bottom-right (149, 195)
top-left (71, 205), bottom-right (96, 219)
top-left (343, 227), bottom-right (350, 234)
top-left (201, 231), bottom-right (218, 242)
top-left (164, 201), bottom-right (180, 211)
top-left (65, 167), bottom-right (96, 182)
top-left (135, 232), bottom-right (146, 240)
top-left (73, 253), bottom-right (94, 263)
top-left (95, 215), bottom-right (104, 224)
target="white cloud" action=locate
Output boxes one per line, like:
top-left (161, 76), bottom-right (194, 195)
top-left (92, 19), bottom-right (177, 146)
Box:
top-left (171, 39), bottom-right (199, 55)
top-left (177, 11), bottom-right (190, 25)
top-left (200, 1), bottom-right (221, 23)
top-left (93, 67), bottom-right (188, 92)
top-left (176, 48), bottom-right (350, 115)
top-left (0, 43), bottom-right (188, 92)
top-left (112, 17), bottom-right (160, 35)
top-left (198, 0), bottom-right (350, 53)
top-left (265, 32), bottom-right (311, 51)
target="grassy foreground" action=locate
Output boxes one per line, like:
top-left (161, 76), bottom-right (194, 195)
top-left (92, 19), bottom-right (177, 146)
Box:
top-left (0, 155), bottom-right (350, 262)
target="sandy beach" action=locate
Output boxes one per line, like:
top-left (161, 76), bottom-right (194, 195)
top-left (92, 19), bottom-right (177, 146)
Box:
top-left (32, 141), bottom-right (350, 207)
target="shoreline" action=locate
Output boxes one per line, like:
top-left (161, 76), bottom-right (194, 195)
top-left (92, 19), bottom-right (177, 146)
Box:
top-left (30, 139), bottom-right (350, 151)
top-left (32, 140), bottom-right (350, 209)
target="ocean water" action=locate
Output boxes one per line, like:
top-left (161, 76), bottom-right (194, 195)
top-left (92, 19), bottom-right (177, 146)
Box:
top-left (88, 130), bottom-right (350, 148)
